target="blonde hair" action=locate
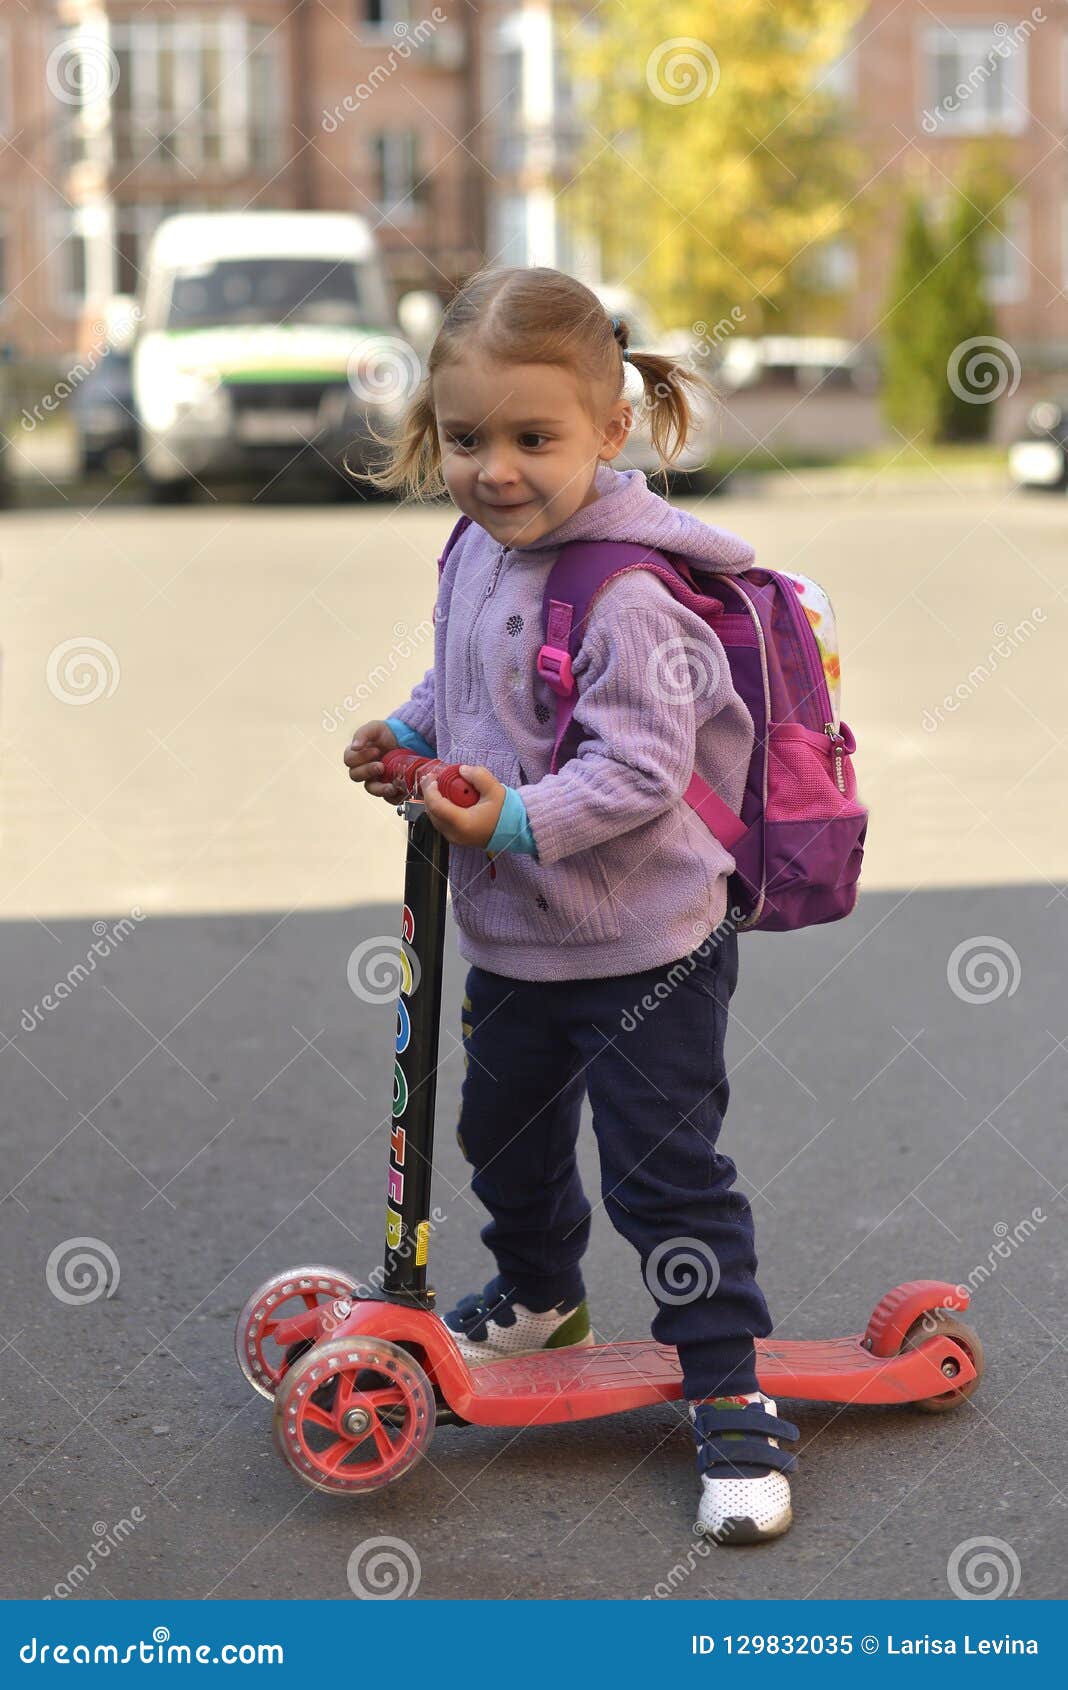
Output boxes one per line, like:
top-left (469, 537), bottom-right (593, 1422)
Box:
top-left (350, 265), bottom-right (716, 500)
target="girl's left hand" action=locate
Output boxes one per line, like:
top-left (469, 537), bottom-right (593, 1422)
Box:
top-left (422, 764), bottom-right (506, 848)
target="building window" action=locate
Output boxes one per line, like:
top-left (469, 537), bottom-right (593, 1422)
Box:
top-left (115, 201), bottom-right (187, 298)
top-left (0, 22), bottom-right (11, 134)
top-left (982, 198), bottom-right (1029, 304)
top-left (51, 209), bottom-right (87, 316)
top-left (108, 17), bottom-right (283, 175)
top-left (809, 236), bottom-right (857, 292)
top-left (364, 1), bottom-right (414, 30)
top-left (370, 130), bottom-right (427, 221)
top-left (922, 23), bottom-right (1029, 135)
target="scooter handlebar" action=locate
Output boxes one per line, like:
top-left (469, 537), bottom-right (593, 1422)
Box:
top-left (381, 749), bottom-right (480, 809)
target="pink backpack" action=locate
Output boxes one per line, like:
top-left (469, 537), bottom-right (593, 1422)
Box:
top-left (437, 515), bottom-right (867, 933)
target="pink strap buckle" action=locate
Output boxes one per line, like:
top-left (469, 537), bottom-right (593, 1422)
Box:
top-left (536, 644), bottom-right (574, 696)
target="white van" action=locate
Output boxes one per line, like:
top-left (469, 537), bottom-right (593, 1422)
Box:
top-left (133, 211), bottom-right (416, 499)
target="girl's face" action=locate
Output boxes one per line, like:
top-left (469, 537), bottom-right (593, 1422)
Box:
top-left (433, 347), bottom-right (632, 547)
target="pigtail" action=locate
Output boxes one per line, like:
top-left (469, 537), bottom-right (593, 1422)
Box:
top-left (624, 344), bottom-right (720, 485)
top-left (344, 376), bottom-right (447, 501)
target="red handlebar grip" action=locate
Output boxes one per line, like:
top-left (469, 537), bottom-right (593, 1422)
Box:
top-left (381, 749), bottom-right (480, 809)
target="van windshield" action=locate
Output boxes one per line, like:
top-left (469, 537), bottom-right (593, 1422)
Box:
top-left (165, 257), bottom-right (384, 330)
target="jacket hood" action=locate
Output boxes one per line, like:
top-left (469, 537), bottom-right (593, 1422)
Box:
top-left (522, 462), bottom-right (755, 574)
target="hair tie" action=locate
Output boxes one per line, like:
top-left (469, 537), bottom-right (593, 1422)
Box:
top-left (610, 314), bottom-right (631, 363)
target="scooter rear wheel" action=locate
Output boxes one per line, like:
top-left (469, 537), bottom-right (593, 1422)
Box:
top-left (273, 1334), bottom-right (436, 1494)
top-left (901, 1310), bottom-right (984, 1413)
top-left (235, 1266), bottom-right (358, 1399)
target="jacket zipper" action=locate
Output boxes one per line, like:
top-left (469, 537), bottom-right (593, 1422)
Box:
top-left (461, 543), bottom-right (510, 711)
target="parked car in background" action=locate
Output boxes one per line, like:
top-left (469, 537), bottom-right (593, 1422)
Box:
top-left (716, 335), bottom-right (879, 393)
top-left (72, 347), bottom-right (139, 476)
top-left (133, 210), bottom-right (420, 500)
top-left (1008, 398), bottom-right (1068, 492)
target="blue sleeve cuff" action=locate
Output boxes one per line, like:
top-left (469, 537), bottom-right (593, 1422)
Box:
top-left (385, 716), bottom-right (434, 758)
top-left (487, 785), bottom-right (539, 856)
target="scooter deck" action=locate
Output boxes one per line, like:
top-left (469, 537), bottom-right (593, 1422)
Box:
top-left (453, 1332), bottom-right (976, 1425)
top-left (271, 1278), bottom-right (978, 1427)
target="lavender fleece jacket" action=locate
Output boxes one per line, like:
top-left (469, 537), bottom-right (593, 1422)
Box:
top-left (387, 461), bottom-right (757, 982)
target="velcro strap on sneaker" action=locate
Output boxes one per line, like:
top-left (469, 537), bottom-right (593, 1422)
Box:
top-left (697, 1435), bottom-right (798, 1478)
top-left (692, 1405), bottom-right (799, 1441)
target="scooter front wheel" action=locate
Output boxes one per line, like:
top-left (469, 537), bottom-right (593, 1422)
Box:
top-left (901, 1310), bottom-right (985, 1413)
top-left (273, 1334), bottom-right (436, 1494)
top-left (235, 1266), bottom-right (359, 1399)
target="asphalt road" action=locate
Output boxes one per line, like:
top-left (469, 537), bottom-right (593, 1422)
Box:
top-left (1, 488), bottom-right (1065, 1600)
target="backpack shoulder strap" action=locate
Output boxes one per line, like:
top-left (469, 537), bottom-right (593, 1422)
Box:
top-left (538, 540), bottom-right (746, 850)
top-left (436, 512), bottom-right (473, 580)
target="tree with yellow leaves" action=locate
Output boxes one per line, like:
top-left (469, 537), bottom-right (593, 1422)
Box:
top-left (557, 0), bottom-right (867, 331)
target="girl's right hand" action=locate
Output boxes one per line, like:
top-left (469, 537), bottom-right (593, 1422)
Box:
top-left (343, 720), bottom-right (407, 802)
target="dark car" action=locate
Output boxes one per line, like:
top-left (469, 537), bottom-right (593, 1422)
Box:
top-left (71, 349), bottom-right (140, 476)
top-left (1008, 398), bottom-right (1068, 492)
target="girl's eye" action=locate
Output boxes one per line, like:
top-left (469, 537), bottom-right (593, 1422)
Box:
top-left (443, 433), bottom-right (549, 451)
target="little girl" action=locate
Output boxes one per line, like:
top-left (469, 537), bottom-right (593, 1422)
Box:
top-left (343, 265), bottom-right (799, 1545)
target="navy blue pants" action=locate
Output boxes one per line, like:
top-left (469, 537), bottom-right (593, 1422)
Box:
top-left (453, 925), bottom-right (773, 1398)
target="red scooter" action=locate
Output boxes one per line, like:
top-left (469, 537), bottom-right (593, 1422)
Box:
top-left (236, 751), bottom-right (983, 1495)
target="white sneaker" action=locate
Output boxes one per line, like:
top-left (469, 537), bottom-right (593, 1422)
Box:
top-left (689, 1389), bottom-right (799, 1544)
top-left (441, 1275), bottom-right (594, 1367)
